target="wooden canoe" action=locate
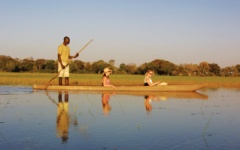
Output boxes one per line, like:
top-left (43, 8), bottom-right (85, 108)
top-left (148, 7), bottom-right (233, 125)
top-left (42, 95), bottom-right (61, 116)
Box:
top-left (33, 84), bottom-right (206, 92)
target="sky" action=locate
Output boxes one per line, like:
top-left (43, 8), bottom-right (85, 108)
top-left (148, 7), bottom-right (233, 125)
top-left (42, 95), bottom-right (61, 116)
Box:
top-left (0, 0), bottom-right (240, 68)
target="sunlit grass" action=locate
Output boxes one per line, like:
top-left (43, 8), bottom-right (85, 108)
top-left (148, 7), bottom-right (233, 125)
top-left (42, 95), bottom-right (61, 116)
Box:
top-left (1, 72), bottom-right (240, 88)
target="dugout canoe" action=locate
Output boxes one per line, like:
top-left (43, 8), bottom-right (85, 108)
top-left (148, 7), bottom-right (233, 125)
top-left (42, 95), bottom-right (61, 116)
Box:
top-left (33, 84), bottom-right (206, 92)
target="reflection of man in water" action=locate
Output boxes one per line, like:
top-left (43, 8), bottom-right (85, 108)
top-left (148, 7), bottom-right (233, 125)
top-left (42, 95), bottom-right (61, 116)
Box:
top-left (101, 93), bottom-right (112, 116)
top-left (57, 91), bottom-right (69, 143)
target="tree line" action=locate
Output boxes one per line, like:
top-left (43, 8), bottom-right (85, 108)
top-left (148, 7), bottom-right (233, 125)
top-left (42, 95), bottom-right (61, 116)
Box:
top-left (1, 55), bottom-right (240, 77)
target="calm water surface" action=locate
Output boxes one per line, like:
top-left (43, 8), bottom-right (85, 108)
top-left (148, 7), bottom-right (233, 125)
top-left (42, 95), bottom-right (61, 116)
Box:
top-left (0, 86), bottom-right (240, 150)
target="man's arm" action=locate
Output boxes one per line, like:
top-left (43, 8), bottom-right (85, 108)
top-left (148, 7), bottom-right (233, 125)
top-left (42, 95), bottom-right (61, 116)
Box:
top-left (68, 53), bottom-right (79, 59)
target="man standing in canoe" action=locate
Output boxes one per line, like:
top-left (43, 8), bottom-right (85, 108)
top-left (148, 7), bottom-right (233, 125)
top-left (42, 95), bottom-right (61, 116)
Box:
top-left (58, 36), bottom-right (79, 86)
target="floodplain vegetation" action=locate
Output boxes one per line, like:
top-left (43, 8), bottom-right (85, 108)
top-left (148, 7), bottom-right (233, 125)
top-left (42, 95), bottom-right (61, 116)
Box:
top-left (1, 72), bottom-right (240, 88)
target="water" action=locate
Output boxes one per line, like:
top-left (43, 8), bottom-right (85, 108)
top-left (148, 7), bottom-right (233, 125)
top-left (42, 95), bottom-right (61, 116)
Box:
top-left (0, 86), bottom-right (240, 150)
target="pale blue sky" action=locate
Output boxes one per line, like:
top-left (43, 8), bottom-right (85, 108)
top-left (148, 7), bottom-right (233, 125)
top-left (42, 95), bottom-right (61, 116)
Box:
top-left (1, 0), bottom-right (240, 67)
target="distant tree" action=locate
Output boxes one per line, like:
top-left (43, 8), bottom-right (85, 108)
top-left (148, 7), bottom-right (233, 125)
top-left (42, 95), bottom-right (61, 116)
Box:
top-left (109, 59), bottom-right (115, 67)
top-left (0, 55), bottom-right (15, 71)
top-left (137, 63), bottom-right (148, 75)
top-left (209, 63), bottom-right (220, 76)
top-left (235, 64), bottom-right (240, 75)
top-left (45, 60), bottom-right (55, 72)
top-left (118, 63), bottom-right (127, 73)
top-left (125, 63), bottom-right (137, 74)
top-left (161, 61), bottom-right (176, 75)
top-left (171, 65), bottom-right (179, 76)
top-left (146, 59), bottom-right (162, 73)
top-left (198, 62), bottom-right (210, 76)
top-left (5, 59), bottom-right (18, 72)
top-left (178, 64), bottom-right (189, 76)
top-left (19, 57), bottom-right (34, 72)
top-left (69, 61), bottom-right (77, 73)
top-left (91, 60), bottom-right (109, 73)
top-left (221, 67), bottom-right (232, 77)
top-left (231, 66), bottom-right (239, 76)
top-left (191, 64), bottom-right (198, 76)
top-left (180, 64), bottom-right (199, 76)
top-left (221, 66), bottom-right (238, 77)
top-left (84, 62), bottom-right (92, 72)
top-left (146, 59), bottom-right (175, 75)
top-left (35, 59), bottom-right (46, 72)
top-left (69, 60), bottom-right (85, 73)
top-left (176, 64), bottom-right (184, 76)
top-left (12, 58), bottom-right (21, 72)
top-left (74, 60), bottom-right (85, 71)
top-left (54, 61), bottom-right (58, 72)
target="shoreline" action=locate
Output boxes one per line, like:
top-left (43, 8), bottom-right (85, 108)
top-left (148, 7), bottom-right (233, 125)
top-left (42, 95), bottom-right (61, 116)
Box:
top-left (1, 72), bottom-right (240, 88)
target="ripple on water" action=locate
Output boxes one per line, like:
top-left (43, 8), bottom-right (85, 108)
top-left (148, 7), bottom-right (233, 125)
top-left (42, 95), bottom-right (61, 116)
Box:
top-left (0, 86), bottom-right (33, 95)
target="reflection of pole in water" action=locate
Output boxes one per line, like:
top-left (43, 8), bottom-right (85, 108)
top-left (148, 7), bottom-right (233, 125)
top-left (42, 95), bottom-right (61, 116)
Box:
top-left (56, 91), bottom-right (69, 143)
top-left (202, 112), bottom-right (214, 149)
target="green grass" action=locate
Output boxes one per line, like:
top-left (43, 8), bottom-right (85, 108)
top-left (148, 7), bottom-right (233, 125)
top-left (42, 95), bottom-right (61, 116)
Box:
top-left (1, 72), bottom-right (240, 88)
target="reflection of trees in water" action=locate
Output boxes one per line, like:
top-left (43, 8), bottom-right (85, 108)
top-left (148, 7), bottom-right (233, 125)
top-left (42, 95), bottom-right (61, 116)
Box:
top-left (202, 112), bottom-right (214, 149)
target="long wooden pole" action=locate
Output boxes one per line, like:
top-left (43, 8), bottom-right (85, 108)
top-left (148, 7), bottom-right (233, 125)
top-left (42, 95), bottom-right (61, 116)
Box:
top-left (44, 39), bottom-right (94, 89)
top-left (76, 39), bottom-right (94, 54)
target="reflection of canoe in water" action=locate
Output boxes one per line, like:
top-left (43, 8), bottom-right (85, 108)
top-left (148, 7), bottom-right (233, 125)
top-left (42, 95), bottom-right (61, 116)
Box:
top-left (110, 91), bottom-right (208, 100)
top-left (33, 84), bottom-right (206, 92)
top-left (76, 90), bottom-right (208, 100)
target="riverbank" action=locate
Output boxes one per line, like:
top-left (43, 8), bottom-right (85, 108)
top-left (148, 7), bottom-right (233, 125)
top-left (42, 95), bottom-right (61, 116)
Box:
top-left (1, 72), bottom-right (240, 88)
